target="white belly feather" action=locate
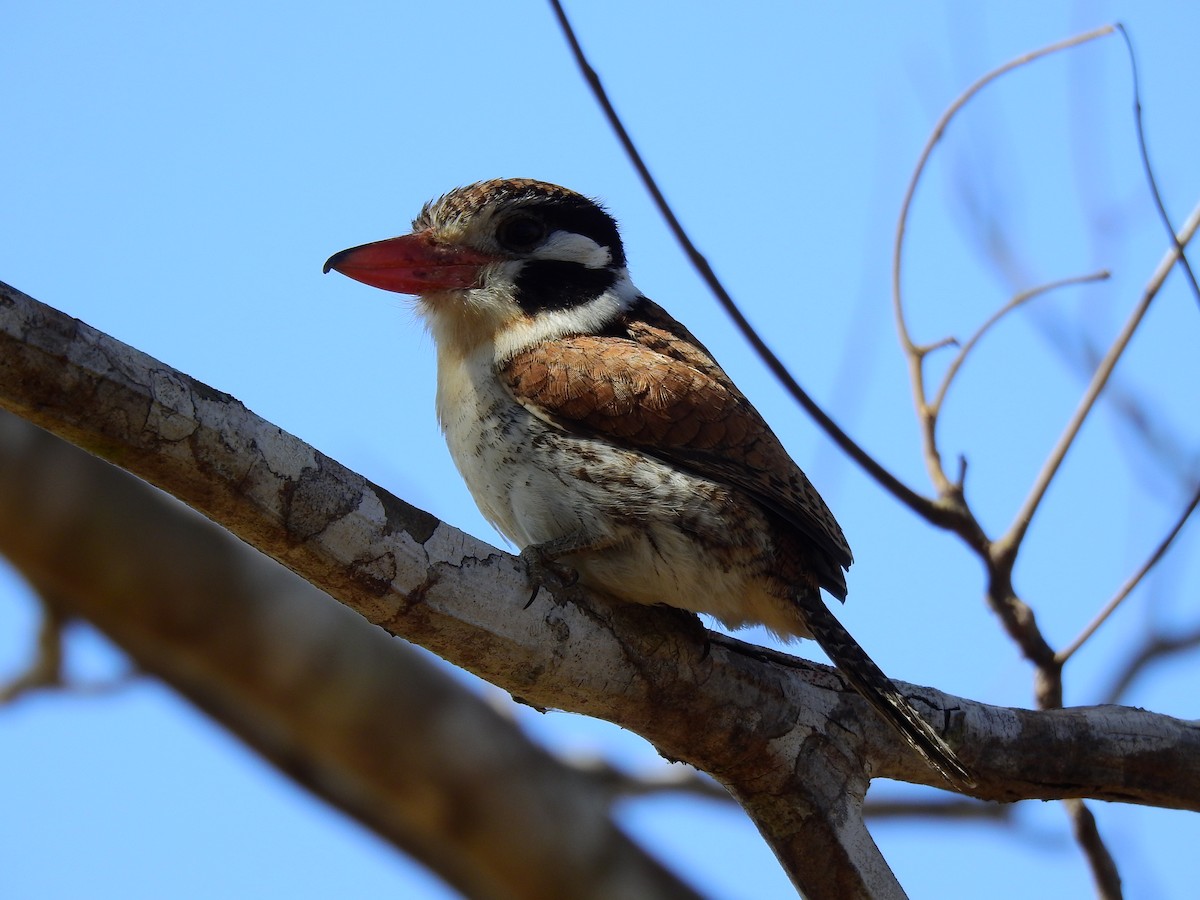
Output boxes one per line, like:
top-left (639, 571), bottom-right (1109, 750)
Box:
top-left (433, 346), bottom-right (797, 635)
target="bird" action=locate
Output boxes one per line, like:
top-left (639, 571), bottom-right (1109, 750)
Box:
top-left (324, 177), bottom-right (972, 788)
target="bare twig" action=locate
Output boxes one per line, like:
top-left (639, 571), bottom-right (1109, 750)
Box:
top-left (863, 797), bottom-right (1012, 823)
top-left (893, 24), bottom-right (1115, 348)
top-left (1102, 622), bottom-right (1200, 705)
top-left (1058, 481), bottom-right (1200, 663)
top-left (947, 34), bottom-right (1196, 496)
top-left (547, 0), bottom-right (945, 526)
top-left (1115, 24), bottom-right (1200, 310)
top-left (1064, 799), bottom-right (1124, 900)
top-left (892, 25), bottom-right (1116, 499)
top-left (567, 756), bottom-right (733, 804)
top-left (0, 590), bottom-right (66, 703)
top-left (930, 271), bottom-right (1111, 417)
top-left (995, 197), bottom-right (1200, 566)
top-left (571, 756), bottom-right (1017, 825)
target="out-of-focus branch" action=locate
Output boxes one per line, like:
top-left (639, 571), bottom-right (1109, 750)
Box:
top-left (864, 797), bottom-right (1012, 824)
top-left (576, 757), bottom-right (1013, 826)
top-left (1102, 622), bottom-right (1200, 705)
top-left (1064, 799), bottom-right (1123, 900)
top-left (0, 409), bottom-right (703, 900)
top-left (0, 589), bottom-right (68, 703)
top-left (891, 28), bottom-right (1197, 887)
top-left (1116, 24), bottom-right (1200, 310)
top-left (950, 35), bottom-right (1195, 494)
top-left (884, 28), bottom-right (1132, 698)
top-left (568, 756), bottom-right (733, 805)
top-left (892, 23), bottom-right (1115, 343)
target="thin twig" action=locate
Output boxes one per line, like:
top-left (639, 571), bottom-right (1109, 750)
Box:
top-left (893, 25), bottom-right (1115, 350)
top-left (0, 593), bottom-right (139, 703)
top-left (863, 797), bottom-right (1011, 823)
top-left (944, 30), bottom-right (1196, 494)
top-left (1102, 622), bottom-right (1200, 704)
top-left (0, 591), bottom-right (66, 703)
top-left (568, 756), bottom-right (732, 804)
top-left (1064, 799), bottom-right (1124, 900)
top-left (1115, 24), bottom-right (1200, 310)
top-left (575, 756), bottom-right (1015, 823)
top-left (547, 0), bottom-right (944, 524)
top-left (931, 270), bottom-right (1111, 417)
top-left (918, 335), bottom-right (960, 356)
top-left (1058, 481), bottom-right (1200, 663)
top-left (892, 25), bottom-right (1116, 498)
top-left (995, 197), bottom-right (1200, 565)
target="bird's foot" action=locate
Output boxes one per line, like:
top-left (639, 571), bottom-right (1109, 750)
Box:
top-left (520, 542), bottom-right (581, 609)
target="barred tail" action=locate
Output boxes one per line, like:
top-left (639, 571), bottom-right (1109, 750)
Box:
top-left (800, 597), bottom-right (975, 789)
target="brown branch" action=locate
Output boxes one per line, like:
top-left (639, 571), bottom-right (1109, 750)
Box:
top-left (0, 409), bottom-right (703, 900)
top-left (0, 589), bottom-right (68, 703)
top-left (994, 196), bottom-right (1200, 566)
top-left (902, 34), bottom-right (1198, 887)
top-left (547, 0), bottom-right (944, 528)
top-left (1102, 622), bottom-right (1200, 705)
top-left (946, 51), bottom-right (1196, 495)
top-left (930, 270), bottom-right (1111, 417)
top-left (1064, 799), bottom-right (1123, 900)
top-left (569, 756), bottom-right (733, 805)
top-left (575, 757), bottom-right (1018, 827)
top-left (892, 23), bottom-right (1115, 344)
top-left (863, 797), bottom-right (1012, 824)
top-left (0, 277), bottom-right (906, 900)
top-left (892, 25), bottom-right (1116, 500)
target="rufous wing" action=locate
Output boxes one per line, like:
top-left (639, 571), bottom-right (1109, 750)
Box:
top-left (500, 299), bottom-right (852, 597)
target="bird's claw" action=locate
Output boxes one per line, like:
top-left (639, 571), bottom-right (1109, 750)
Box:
top-left (520, 544), bottom-right (580, 608)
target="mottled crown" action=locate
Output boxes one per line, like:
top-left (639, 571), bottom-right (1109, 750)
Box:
top-left (413, 178), bottom-right (626, 268)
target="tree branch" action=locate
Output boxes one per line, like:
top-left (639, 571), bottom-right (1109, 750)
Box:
top-left (994, 196), bottom-right (1200, 564)
top-left (1102, 621), bottom-right (1200, 705)
top-left (929, 271), bottom-right (1110, 419)
top-left (1064, 799), bottom-right (1123, 900)
top-left (0, 409), bottom-right (702, 900)
top-left (3, 281), bottom-right (1199, 896)
top-left (892, 25), bottom-right (1116, 500)
top-left (0, 587), bottom-right (69, 703)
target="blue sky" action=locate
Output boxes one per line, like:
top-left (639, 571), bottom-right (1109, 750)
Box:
top-left (2, 3), bottom-right (1198, 898)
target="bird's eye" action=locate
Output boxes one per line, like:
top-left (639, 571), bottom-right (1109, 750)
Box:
top-left (496, 214), bottom-right (547, 253)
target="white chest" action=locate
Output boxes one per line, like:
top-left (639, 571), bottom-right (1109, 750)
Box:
top-left (430, 345), bottom-right (791, 634)
top-left (434, 347), bottom-right (574, 547)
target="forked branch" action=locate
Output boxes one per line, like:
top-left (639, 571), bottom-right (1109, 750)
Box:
top-left (996, 198), bottom-right (1200, 564)
top-left (891, 25), bottom-right (1116, 502)
top-left (930, 271), bottom-right (1110, 419)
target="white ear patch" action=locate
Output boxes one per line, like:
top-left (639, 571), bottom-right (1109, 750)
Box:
top-left (532, 231), bottom-right (612, 269)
